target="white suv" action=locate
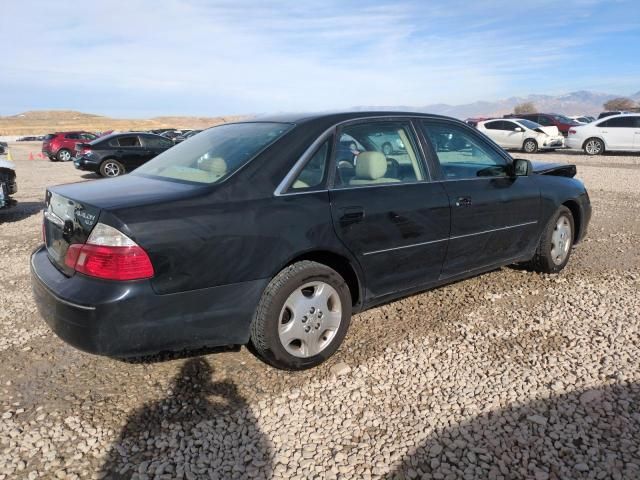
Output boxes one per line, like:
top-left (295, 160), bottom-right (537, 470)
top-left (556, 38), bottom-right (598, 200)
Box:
top-left (566, 114), bottom-right (640, 155)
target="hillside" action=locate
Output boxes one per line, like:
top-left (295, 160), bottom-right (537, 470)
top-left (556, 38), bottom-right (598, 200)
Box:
top-left (0, 110), bottom-right (247, 136)
top-left (353, 90), bottom-right (639, 119)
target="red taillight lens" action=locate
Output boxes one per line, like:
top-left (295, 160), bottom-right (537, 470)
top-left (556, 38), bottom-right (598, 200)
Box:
top-left (64, 244), bottom-right (154, 281)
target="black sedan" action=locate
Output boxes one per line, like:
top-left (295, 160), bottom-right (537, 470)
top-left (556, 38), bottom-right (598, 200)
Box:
top-left (73, 133), bottom-right (174, 177)
top-left (31, 112), bottom-right (591, 370)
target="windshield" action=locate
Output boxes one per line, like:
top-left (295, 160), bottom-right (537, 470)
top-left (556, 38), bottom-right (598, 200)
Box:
top-left (517, 119), bottom-right (541, 130)
top-left (134, 122), bottom-right (292, 184)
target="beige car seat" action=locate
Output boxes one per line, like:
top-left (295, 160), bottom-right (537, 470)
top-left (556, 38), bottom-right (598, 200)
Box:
top-left (349, 152), bottom-right (400, 185)
top-left (200, 156), bottom-right (228, 180)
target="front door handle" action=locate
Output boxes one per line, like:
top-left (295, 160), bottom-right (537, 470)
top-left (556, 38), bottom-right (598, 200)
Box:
top-left (455, 196), bottom-right (472, 207)
top-left (339, 206), bottom-right (365, 225)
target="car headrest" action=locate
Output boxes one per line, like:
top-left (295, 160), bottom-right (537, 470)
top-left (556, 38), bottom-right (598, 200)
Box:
top-left (200, 157), bottom-right (227, 177)
top-left (355, 152), bottom-right (387, 180)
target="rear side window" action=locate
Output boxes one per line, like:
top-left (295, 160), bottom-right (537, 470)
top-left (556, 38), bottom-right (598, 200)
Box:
top-left (79, 133), bottom-right (97, 140)
top-left (332, 121), bottom-right (425, 188)
top-left (134, 122), bottom-right (292, 184)
top-left (65, 133), bottom-right (80, 140)
top-left (116, 136), bottom-right (141, 147)
top-left (44, 134), bottom-right (56, 140)
top-left (421, 121), bottom-right (510, 180)
top-left (601, 116), bottom-right (635, 128)
top-left (536, 116), bottom-right (554, 126)
top-left (484, 121), bottom-right (503, 130)
top-left (289, 140), bottom-right (330, 191)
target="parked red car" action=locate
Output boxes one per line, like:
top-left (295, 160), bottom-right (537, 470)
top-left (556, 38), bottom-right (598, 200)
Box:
top-left (503, 113), bottom-right (580, 137)
top-left (42, 132), bottom-right (98, 162)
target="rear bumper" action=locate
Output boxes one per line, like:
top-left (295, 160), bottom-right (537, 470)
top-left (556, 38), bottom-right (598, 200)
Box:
top-left (73, 156), bottom-right (100, 172)
top-left (30, 246), bottom-right (267, 357)
top-left (565, 137), bottom-right (582, 150)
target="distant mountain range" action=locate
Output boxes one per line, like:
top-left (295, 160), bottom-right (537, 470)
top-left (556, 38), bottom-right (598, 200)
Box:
top-left (353, 90), bottom-right (640, 119)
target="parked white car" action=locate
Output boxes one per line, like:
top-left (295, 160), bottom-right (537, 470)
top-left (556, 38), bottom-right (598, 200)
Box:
top-left (477, 118), bottom-right (564, 153)
top-left (566, 114), bottom-right (640, 155)
top-left (569, 115), bottom-right (595, 124)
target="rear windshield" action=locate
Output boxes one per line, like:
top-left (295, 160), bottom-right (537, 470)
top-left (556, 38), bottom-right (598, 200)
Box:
top-left (44, 134), bottom-right (56, 140)
top-left (134, 122), bottom-right (292, 184)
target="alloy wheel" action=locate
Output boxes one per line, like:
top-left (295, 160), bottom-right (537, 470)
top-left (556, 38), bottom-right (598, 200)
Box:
top-left (58, 150), bottom-right (71, 161)
top-left (103, 162), bottom-right (121, 177)
top-left (278, 281), bottom-right (342, 358)
top-left (585, 139), bottom-right (602, 155)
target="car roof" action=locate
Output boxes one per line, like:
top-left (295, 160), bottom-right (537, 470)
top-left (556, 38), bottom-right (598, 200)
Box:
top-left (239, 111), bottom-right (459, 125)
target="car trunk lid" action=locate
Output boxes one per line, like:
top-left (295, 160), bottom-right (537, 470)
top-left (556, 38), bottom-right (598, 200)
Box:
top-left (44, 191), bottom-right (101, 275)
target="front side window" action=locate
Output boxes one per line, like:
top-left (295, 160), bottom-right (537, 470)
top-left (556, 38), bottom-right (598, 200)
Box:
top-left (333, 121), bottom-right (425, 187)
top-left (144, 136), bottom-right (173, 149)
top-left (502, 121), bottom-right (519, 132)
top-left (421, 121), bottom-right (510, 180)
top-left (289, 139), bottom-right (330, 191)
top-left (80, 133), bottom-right (97, 140)
top-left (65, 133), bottom-right (79, 140)
top-left (135, 122), bottom-right (292, 184)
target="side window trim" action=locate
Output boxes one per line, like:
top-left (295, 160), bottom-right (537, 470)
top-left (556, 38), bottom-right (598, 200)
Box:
top-left (274, 127), bottom-right (334, 196)
top-left (419, 119), bottom-right (514, 182)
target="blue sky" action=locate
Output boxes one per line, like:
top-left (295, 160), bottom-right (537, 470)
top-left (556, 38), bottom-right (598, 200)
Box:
top-left (1, 0), bottom-right (639, 117)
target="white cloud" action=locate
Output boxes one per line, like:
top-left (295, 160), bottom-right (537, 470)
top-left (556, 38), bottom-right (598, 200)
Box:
top-left (1, 0), bottom-right (638, 115)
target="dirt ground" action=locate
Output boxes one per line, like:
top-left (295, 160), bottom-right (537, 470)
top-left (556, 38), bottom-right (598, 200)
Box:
top-left (1, 142), bottom-right (639, 479)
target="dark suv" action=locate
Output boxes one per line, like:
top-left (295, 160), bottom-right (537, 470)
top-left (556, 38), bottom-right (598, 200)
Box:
top-left (74, 132), bottom-right (174, 177)
top-left (504, 113), bottom-right (579, 136)
top-left (42, 132), bottom-right (98, 162)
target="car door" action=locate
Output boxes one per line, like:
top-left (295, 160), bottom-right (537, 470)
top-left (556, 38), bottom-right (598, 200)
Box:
top-left (419, 119), bottom-right (540, 278)
top-left (141, 135), bottom-right (173, 162)
top-left (633, 116), bottom-right (640, 150)
top-left (114, 135), bottom-right (147, 169)
top-left (482, 120), bottom-right (508, 147)
top-left (598, 116), bottom-right (635, 150)
top-left (328, 119), bottom-right (450, 300)
top-left (502, 121), bottom-right (525, 148)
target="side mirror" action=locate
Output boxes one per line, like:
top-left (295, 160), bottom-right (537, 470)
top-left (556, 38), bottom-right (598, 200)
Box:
top-left (513, 158), bottom-right (532, 176)
top-left (514, 127), bottom-right (523, 132)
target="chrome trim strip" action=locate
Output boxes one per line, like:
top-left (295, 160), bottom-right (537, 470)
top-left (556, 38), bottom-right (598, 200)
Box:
top-left (362, 221), bottom-right (538, 256)
top-left (31, 253), bottom-right (97, 311)
top-left (449, 221), bottom-right (538, 241)
top-left (364, 237), bottom-right (448, 256)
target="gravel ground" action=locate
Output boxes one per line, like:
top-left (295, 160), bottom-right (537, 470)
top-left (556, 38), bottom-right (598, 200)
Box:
top-left (1, 143), bottom-right (639, 479)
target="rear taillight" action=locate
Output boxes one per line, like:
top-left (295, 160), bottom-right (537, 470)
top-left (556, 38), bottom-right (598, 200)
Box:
top-left (568, 129), bottom-right (576, 135)
top-left (64, 223), bottom-right (154, 281)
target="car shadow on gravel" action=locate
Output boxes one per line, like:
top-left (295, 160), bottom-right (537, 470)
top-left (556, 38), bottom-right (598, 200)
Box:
top-left (388, 382), bottom-right (639, 479)
top-left (100, 357), bottom-right (273, 479)
top-left (0, 201), bottom-right (43, 222)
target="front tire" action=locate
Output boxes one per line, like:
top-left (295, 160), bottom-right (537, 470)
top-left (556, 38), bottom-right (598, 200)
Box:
top-left (523, 139), bottom-right (538, 153)
top-left (584, 138), bottom-right (604, 155)
top-left (528, 206), bottom-right (574, 274)
top-left (57, 149), bottom-right (72, 162)
top-left (250, 261), bottom-right (352, 370)
top-left (99, 159), bottom-right (125, 177)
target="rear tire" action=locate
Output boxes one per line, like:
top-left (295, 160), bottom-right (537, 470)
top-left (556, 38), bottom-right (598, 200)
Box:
top-left (528, 206), bottom-right (574, 274)
top-left (57, 149), bottom-right (72, 162)
top-left (523, 139), bottom-right (538, 153)
top-left (99, 159), bottom-right (125, 177)
top-left (583, 138), bottom-right (604, 155)
top-left (250, 261), bottom-right (352, 370)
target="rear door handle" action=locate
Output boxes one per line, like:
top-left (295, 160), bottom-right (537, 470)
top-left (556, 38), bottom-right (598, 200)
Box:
top-left (339, 206), bottom-right (365, 225)
top-left (455, 196), bottom-right (472, 207)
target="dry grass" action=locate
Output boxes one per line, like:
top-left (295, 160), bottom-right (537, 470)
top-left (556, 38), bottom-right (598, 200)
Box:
top-left (0, 110), bottom-right (248, 136)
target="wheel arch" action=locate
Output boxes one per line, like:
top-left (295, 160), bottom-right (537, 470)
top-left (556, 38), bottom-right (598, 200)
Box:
top-left (582, 136), bottom-right (606, 151)
top-left (282, 250), bottom-right (363, 310)
top-left (522, 137), bottom-right (538, 149)
top-left (562, 199), bottom-right (582, 243)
